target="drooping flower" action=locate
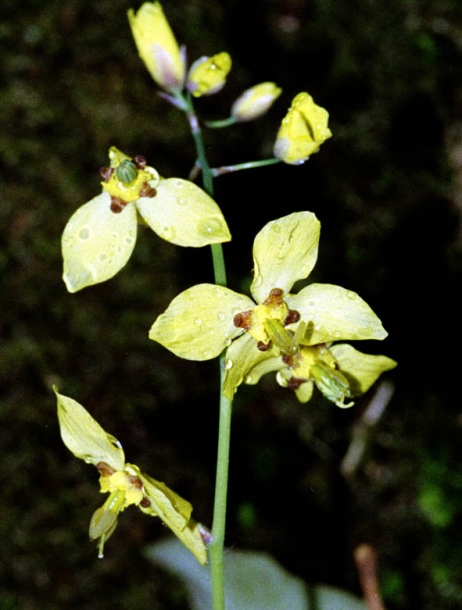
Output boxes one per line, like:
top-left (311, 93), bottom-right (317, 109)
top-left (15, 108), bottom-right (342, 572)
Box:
top-left (55, 387), bottom-right (207, 564)
top-left (231, 82), bottom-right (282, 122)
top-left (273, 92), bottom-right (332, 165)
top-left (150, 212), bottom-right (396, 407)
top-left (127, 2), bottom-right (186, 92)
top-left (187, 52), bottom-right (232, 97)
top-left (62, 147), bottom-right (231, 292)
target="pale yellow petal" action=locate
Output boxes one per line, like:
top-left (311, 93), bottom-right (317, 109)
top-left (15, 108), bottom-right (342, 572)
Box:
top-left (55, 387), bottom-right (125, 471)
top-left (330, 344), bottom-right (397, 396)
top-left (136, 178), bottom-right (231, 247)
top-left (250, 212), bottom-right (320, 304)
top-left (139, 475), bottom-right (207, 565)
top-left (223, 334), bottom-right (280, 399)
top-left (286, 284), bottom-right (387, 344)
top-left (149, 284), bottom-right (253, 360)
top-left (62, 191), bottom-right (137, 292)
top-left (231, 82), bottom-right (282, 122)
top-left (138, 473), bottom-right (191, 531)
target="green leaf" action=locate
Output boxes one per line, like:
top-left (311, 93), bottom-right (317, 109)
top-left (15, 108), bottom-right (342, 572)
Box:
top-left (149, 284), bottom-right (253, 360)
top-left (136, 178), bottom-right (231, 246)
top-left (250, 212), bottom-right (320, 304)
top-left (62, 192), bottom-right (137, 292)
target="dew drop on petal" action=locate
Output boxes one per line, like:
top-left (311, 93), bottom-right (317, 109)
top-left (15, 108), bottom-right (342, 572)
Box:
top-left (176, 197), bottom-right (187, 206)
top-left (175, 179), bottom-right (183, 188)
top-left (158, 226), bottom-right (176, 241)
top-left (194, 318), bottom-right (203, 326)
top-left (244, 374), bottom-right (253, 383)
top-left (197, 217), bottom-right (224, 237)
top-left (271, 223), bottom-right (281, 234)
top-left (78, 226), bottom-right (90, 240)
top-left (202, 348), bottom-right (213, 359)
top-left (217, 311), bottom-right (226, 321)
top-left (225, 359), bottom-right (233, 370)
top-left (224, 338), bottom-right (232, 347)
top-left (346, 291), bottom-right (357, 300)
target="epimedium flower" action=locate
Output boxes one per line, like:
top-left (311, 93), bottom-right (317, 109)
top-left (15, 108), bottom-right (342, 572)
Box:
top-left (127, 2), bottom-right (186, 92)
top-left (61, 146), bottom-right (231, 293)
top-left (231, 82), bottom-right (282, 122)
top-left (186, 52), bottom-right (232, 98)
top-left (55, 387), bottom-right (207, 564)
top-left (273, 92), bottom-right (332, 165)
top-left (149, 212), bottom-right (396, 406)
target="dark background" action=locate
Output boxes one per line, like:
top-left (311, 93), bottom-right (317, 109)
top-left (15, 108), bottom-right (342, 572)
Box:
top-left (1, 0), bottom-right (462, 607)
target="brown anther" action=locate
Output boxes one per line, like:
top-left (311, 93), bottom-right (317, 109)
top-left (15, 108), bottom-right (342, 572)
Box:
top-left (233, 310), bottom-right (253, 330)
top-left (263, 288), bottom-right (284, 307)
top-left (284, 309), bottom-right (300, 325)
top-left (139, 182), bottom-right (157, 198)
top-left (287, 377), bottom-right (306, 390)
top-left (127, 475), bottom-right (143, 489)
top-left (132, 155), bottom-right (147, 169)
top-left (99, 166), bottom-right (114, 182)
top-left (140, 497), bottom-right (151, 508)
top-left (257, 341), bottom-right (270, 351)
top-left (110, 196), bottom-right (127, 213)
top-left (96, 462), bottom-right (116, 477)
top-left (281, 354), bottom-right (295, 367)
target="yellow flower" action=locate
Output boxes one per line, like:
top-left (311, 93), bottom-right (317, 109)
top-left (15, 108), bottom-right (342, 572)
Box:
top-left (55, 387), bottom-right (207, 564)
top-left (61, 147), bottom-right (231, 292)
top-left (187, 52), bottom-right (232, 97)
top-left (231, 82), bottom-right (282, 122)
top-left (149, 212), bottom-right (396, 406)
top-left (273, 92), bottom-right (332, 165)
top-left (128, 2), bottom-right (185, 92)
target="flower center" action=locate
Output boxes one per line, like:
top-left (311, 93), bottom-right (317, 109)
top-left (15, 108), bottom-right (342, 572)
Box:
top-left (97, 462), bottom-right (144, 508)
top-left (233, 288), bottom-right (300, 350)
top-left (99, 150), bottom-right (160, 212)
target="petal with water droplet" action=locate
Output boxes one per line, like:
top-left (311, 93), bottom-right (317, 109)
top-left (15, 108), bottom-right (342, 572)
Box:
top-left (250, 212), bottom-right (320, 303)
top-left (286, 284), bottom-right (388, 344)
top-left (223, 335), bottom-right (280, 399)
top-left (55, 387), bottom-right (125, 471)
top-left (149, 284), bottom-right (253, 360)
top-left (330, 344), bottom-right (397, 396)
top-left (136, 178), bottom-right (231, 247)
top-left (62, 192), bottom-right (137, 292)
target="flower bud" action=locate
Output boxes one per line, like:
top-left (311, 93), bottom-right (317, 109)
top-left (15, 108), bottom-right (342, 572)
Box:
top-left (273, 92), bottom-right (332, 165)
top-left (231, 82), bottom-right (282, 122)
top-left (187, 52), bottom-right (231, 97)
top-left (128, 2), bottom-right (185, 92)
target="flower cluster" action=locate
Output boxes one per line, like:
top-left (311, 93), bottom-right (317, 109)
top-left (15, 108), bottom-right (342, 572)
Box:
top-left (150, 212), bottom-right (396, 407)
top-left (55, 388), bottom-right (207, 564)
top-left (127, 2), bottom-right (331, 164)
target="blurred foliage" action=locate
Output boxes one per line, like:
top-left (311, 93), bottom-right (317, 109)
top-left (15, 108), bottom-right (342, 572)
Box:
top-left (1, 0), bottom-right (462, 608)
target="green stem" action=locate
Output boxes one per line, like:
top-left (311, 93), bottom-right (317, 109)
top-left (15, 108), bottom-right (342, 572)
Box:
top-left (205, 116), bottom-right (237, 129)
top-left (183, 92), bottom-right (231, 609)
top-left (212, 157), bottom-right (280, 177)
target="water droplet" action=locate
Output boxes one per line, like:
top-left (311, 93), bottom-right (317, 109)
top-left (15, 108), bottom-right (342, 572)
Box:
top-left (333, 330), bottom-right (341, 338)
top-left (194, 317), bottom-right (203, 326)
top-left (78, 226), bottom-right (90, 240)
top-left (176, 197), bottom-right (187, 206)
top-left (217, 312), bottom-right (226, 321)
top-left (346, 291), bottom-right (357, 300)
top-left (99, 253), bottom-right (108, 262)
top-left (197, 217), bottom-right (223, 237)
top-left (159, 226), bottom-right (176, 241)
top-left (307, 300), bottom-right (315, 308)
top-left (224, 338), bottom-right (232, 347)
top-left (202, 348), bottom-right (212, 359)
top-left (225, 359), bottom-right (233, 370)
top-left (175, 179), bottom-right (183, 188)
top-left (271, 223), bottom-right (281, 234)
top-left (244, 374), bottom-right (253, 383)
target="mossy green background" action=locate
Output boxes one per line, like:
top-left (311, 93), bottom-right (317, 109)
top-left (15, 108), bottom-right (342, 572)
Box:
top-left (1, 0), bottom-right (462, 607)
